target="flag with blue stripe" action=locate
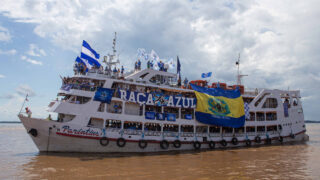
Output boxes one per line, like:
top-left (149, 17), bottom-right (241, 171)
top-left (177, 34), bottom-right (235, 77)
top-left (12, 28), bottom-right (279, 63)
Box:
top-left (201, 72), bottom-right (212, 78)
top-left (191, 84), bottom-right (245, 128)
top-left (81, 40), bottom-right (101, 68)
top-left (75, 56), bottom-right (91, 72)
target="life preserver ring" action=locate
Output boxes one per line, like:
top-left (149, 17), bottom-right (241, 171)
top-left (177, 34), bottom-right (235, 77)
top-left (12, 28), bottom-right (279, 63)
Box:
top-left (173, 140), bottom-right (181, 148)
top-left (255, 136), bottom-right (261, 143)
top-left (138, 140), bottom-right (148, 149)
top-left (117, 138), bottom-right (126, 147)
top-left (193, 141), bottom-right (201, 150)
top-left (209, 141), bottom-right (215, 149)
top-left (231, 137), bottom-right (238, 145)
top-left (99, 137), bottom-right (109, 146)
top-left (290, 133), bottom-right (295, 139)
top-left (160, 140), bottom-right (169, 149)
top-left (279, 136), bottom-right (283, 143)
top-left (245, 139), bottom-right (251, 146)
top-left (220, 139), bottom-right (227, 147)
top-left (28, 128), bottom-right (38, 137)
top-left (265, 137), bottom-right (271, 145)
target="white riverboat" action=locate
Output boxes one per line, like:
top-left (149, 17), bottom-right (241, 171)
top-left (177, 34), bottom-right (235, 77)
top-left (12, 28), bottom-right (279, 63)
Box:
top-left (18, 34), bottom-right (309, 153)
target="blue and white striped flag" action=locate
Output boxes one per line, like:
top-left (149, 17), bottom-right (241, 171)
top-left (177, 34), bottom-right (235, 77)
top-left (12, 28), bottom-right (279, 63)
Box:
top-left (201, 72), bottom-right (212, 78)
top-left (75, 56), bottom-right (91, 71)
top-left (80, 40), bottom-right (101, 68)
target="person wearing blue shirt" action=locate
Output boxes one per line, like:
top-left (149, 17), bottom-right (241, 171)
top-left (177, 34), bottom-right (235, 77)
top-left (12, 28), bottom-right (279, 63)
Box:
top-left (121, 66), bottom-right (124, 74)
top-left (138, 59), bottom-right (141, 70)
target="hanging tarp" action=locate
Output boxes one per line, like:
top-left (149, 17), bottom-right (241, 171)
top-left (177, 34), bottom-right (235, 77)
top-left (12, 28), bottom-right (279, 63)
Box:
top-left (191, 84), bottom-right (245, 128)
top-left (94, 88), bottom-right (114, 104)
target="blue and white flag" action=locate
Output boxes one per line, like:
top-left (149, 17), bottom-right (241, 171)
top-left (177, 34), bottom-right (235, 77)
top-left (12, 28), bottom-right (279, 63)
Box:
top-left (244, 102), bottom-right (250, 120)
top-left (75, 56), bottom-right (92, 71)
top-left (201, 72), bottom-right (212, 78)
top-left (81, 40), bottom-right (101, 68)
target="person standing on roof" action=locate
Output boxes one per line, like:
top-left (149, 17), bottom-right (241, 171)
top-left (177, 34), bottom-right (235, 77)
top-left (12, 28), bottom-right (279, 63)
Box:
top-left (138, 59), bottom-right (141, 70)
top-left (121, 66), bottom-right (124, 75)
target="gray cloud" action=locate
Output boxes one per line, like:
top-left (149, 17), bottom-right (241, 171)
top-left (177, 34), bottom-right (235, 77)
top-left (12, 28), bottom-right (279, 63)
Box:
top-left (0, 0), bottom-right (319, 119)
top-left (16, 84), bottom-right (36, 97)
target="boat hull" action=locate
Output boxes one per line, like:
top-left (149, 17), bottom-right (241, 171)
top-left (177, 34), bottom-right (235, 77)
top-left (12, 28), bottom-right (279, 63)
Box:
top-left (19, 115), bottom-right (309, 153)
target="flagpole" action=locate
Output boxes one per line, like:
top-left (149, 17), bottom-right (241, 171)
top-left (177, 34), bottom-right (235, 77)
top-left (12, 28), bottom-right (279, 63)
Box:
top-left (18, 94), bottom-right (28, 115)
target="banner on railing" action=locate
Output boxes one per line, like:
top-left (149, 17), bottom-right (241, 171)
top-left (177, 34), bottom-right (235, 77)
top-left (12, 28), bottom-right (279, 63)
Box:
top-left (118, 89), bottom-right (196, 108)
top-left (94, 88), bottom-right (114, 104)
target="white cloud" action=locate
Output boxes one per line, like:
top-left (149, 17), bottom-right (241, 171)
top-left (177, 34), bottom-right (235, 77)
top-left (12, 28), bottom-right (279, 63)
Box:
top-left (21, 55), bottom-right (43, 65)
top-left (27, 43), bottom-right (46, 56)
top-left (0, 25), bottom-right (11, 42)
top-left (0, 48), bottom-right (17, 55)
top-left (0, 74), bottom-right (5, 78)
top-left (0, 0), bottom-right (320, 119)
top-left (16, 84), bottom-right (36, 97)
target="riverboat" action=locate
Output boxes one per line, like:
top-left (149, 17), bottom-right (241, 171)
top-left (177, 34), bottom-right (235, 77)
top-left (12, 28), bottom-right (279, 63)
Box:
top-left (18, 34), bottom-right (309, 152)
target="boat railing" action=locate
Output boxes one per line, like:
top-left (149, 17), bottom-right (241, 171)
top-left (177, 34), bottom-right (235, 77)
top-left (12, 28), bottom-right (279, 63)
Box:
top-left (106, 127), bottom-right (121, 132)
top-left (246, 132), bottom-right (256, 136)
top-left (196, 133), bottom-right (207, 137)
top-left (144, 131), bottom-right (161, 136)
top-left (222, 133), bottom-right (233, 137)
top-left (209, 133), bottom-right (221, 137)
top-left (124, 129), bottom-right (142, 135)
top-left (234, 133), bottom-right (245, 137)
top-left (163, 132), bottom-right (179, 137)
top-left (256, 132), bottom-right (265, 136)
top-left (181, 132), bottom-right (194, 137)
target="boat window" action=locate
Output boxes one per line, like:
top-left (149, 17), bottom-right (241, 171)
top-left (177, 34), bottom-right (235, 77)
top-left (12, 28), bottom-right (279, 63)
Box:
top-left (196, 126), bottom-right (208, 133)
top-left (254, 93), bottom-right (270, 107)
top-left (164, 107), bottom-right (179, 118)
top-left (124, 102), bottom-right (142, 116)
top-left (246, 112), bottom-right (255, 121)
top-left (292, 97), bottom-right (298, 106)
top-left (262, 98), bottom-right (278, 108)
top-left (209, 126), bottom-right (220, 133)
top-left (146, 105), bottom-right (162, 113)
top-left (57, 113), bottom-right (75, 123)
top-left (139, 73), bottom-right (149, 79)
top-left (98, 103), bottom-right (105, 112)
top-left (267, 125), bottom-right (277, 132)
top-left (181, 125), bottom-right (194, 133)
top-left (234, 127), bottom-right (244, 134)
top-left (257, 126), bottom-right (265, 132)
top-left (87, 117), bottom-right (104, 128)
top-left (68, 96), bottom-right (91, 104)
top-left (181, 108), bottom-right (194, 120)
top-left (124, 121), bottom-right (142, 130)
top-left (107, 101), bottom-right (122, 114)
top-left (246, 126), bottom-right (255, 133)
top-left (105, 119), bottom-right (121, 129)
top-left (266, 112), bottom-right (277, 121)
top-left (163, 124), bottom-right (179, 132)
top-left (222, 127), bottom-right (233, 134)
top-left (256, 112), bottom-right (265, 121)
top-left (243, 97), bottom-right (254, 104)
top-left (144, 123), bottom-right (161, 132)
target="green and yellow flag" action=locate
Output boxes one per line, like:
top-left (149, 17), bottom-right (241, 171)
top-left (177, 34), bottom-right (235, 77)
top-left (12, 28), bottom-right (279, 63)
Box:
top-left (191, 84), bottom-right (245, 128)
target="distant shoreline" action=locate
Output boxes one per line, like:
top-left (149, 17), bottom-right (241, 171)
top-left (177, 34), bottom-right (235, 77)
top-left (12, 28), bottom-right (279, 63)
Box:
top-left (0, 121), bottom-right (21, 124)
top-left (0, 120), bottom-right (319, 124)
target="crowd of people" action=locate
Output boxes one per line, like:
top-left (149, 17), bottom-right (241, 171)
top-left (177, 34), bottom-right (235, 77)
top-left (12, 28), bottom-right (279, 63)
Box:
top-left (61, 77), bottom-right (104, 91)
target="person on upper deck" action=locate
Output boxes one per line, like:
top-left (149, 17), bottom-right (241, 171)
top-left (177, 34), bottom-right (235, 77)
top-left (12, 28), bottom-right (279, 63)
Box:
top-left (121, 66), bottom-right (124, 75)
top-left (184, 77), bottom-right (188, 87)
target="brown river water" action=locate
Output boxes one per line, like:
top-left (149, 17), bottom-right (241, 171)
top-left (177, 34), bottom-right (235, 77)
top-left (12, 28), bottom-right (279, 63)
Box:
top-left (1, 123), bottom-right (320, 180)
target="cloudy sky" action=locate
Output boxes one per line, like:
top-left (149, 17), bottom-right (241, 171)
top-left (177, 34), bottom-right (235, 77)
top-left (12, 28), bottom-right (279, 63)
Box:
top-left (0, 0), bottom-right (319, 121)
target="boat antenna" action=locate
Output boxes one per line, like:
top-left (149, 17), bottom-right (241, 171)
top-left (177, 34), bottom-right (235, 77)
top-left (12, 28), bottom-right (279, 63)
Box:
top-left (18, 94), bottom-right (28, 116)
top-left (236, 53), bottom-right (248, 85)
top-left (104, 32), bottom-right (120, 73)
